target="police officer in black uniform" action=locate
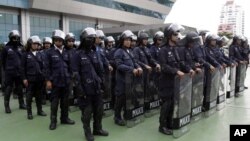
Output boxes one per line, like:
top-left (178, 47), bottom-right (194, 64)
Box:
top-left (178, 32), bottom-right (202, 74)
top-left (150, 31), bottom-right (164, 62)
top-left (45, 30), bottom-right (75, 130)
top-left (65, 33), bottom-right (78, 106)
top-left (1, 30), bottom-right (26, 113)
top-left (158, 23), bottom-right (186, 135)
top-left (113, 30), bottom-right (143, 126)
top-left (229, 35), bottom-right (247, 65)
top-left (22, 35), bottom-right (47, 119)
top-left (40, 37), bottom-right (53, 105)
top-left (76, 27), bottom-right (109, 141)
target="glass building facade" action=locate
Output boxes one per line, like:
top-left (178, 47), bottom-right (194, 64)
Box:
top-left (75, 0), bottom-right (167, 19)
top-left (69, 20), bottom-right (95, 40)
top-left (30, 15), bottom-right (60, 39)
top-left (0, 0), bottom-right (29, 9)
top-left (0, 12), bottom-right (20, 43)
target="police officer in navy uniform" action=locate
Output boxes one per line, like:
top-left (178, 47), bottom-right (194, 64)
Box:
top-left (178, 32), bottom-right (201, 74)
top-left (158, 23), bottom-right (187, 135)
top-left (133, 31), bottom-right (160, 74)
top-left (22, 36), bottom-right (47, 120)
top-left (131, 35), bottom-right (137, 50)
top-left (150, 31), bottom-right (164, 62)
top-left (40, 37), bottom-right (53, 105)
top-left (204, 34), bottom-right (224, 69)
top-left (229, 35), bottom-right (247, 65)
top-left (113, 30), bottom-right (143, 126)
top-left (1, 30), bottom-right (26, 113)
top-left (45, 30), bottom-right (75, 130)
top-left (65, 33), bottom-right (78, 106)
top-left (76, 27), bottom-right (109, 141)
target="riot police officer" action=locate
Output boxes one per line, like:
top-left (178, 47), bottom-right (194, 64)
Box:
top-left (22, 36), bottom-right (47, 119)
top-left (40, 37), bottom-right (53, 104)
top-left (178, 32), bottom-right (202, 74)
top-left (76, 27), bottom-right (109, 141)
top-left (65, 33), bottom-right (78, 106)
top-left (113, 30), bottom-right (143, 126)
top-left (1, 30), bottom-right (26, 113)
top-left (150, 31), bottom-right (164, 62)
top-left (229, 35), bottom-right (246, 64)
top-left (158, 23), bottom-right (186, 135)
top-left (45, 29), bottom-right (75, 130)
top-left (42, 37), bottom-right (52, 50)
top-left (131, 35), bottom-right (137, 50)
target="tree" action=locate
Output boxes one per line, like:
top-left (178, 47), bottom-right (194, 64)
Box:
top-left (218, 32), bottom-right (233, 39)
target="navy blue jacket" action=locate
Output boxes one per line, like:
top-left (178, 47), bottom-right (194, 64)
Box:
top-left (133, 46), bottom-right (157, 69)
top-left (75, 49), bottom-right (102, 96)
top-left (21, 51), bottom-right (44, 81)
top-left (178, 46), bottom-right (197, 73)
top-left (193, 45), bottom-right (212, 69)
top-left (114, 47), bottom-right (140, 96)
top-left (149, 44), bottom-right (161, 63)
top-left (44, 46), bottom-right (71, 87)
top-left (229, 45), bottom-right (244, 63)
top-left (1, 42), bottom-right (23, 76)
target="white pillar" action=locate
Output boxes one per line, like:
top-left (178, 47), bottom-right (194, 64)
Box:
top-left (62, 14), bottom-right (69, 33)
top-left (20, 9), bottom-right (30, 43)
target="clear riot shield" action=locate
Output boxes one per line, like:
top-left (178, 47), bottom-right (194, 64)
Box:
top-left (203, 68), bottom-right (220, 117)
top-left (191, 70), bottom-right (204, 122)
top-left (172, 74), bottom-right (192, 138)
top-left (217, 68), bottom-right (227, 110)
top-left (125, 72), bottom-right (145, 128)
top-left (235, 64), bottom-right (247, 96)
top-left (103, 71), bottom-right (113, 117)
top-left (226, 66), bottom-right (236, 103)
top-left (144, 69), bottom-right (160, 117)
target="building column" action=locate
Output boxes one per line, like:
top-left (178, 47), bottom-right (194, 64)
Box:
top-left (61, 14), bottom-right (69, 33)
top-left (20, 9), bottom-right (30, 43)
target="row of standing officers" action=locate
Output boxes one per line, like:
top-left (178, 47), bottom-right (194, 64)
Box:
top-left (1, 23), bottom-right (249, 141)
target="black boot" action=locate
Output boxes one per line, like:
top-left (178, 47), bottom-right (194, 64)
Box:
top-left (19, 97), bottom-right (27, 109)
top-left (49, 116), bottom-right (57, 130)
top-left (4, 101), bottom-right (11, 114)
top-left (36, 96), bottom-right (47, 116)
top-left (158, 126), bottom-right (173, 135)
top-left (93, 129), bottom-right (109, 136)
top-left (84, 127), bottom-right (94, 141)
top-left (61, 118), bottom-right (75, 124)
top-left (4, 86), bottom-right (12, 113)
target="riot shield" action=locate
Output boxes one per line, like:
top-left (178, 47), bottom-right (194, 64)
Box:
top-left (226, 66), bottom-right (236, 103)
top-left (172, 74), bottom-right (192, 138)
top-left (125, 72), bottom-right (145, 128)
top-left (144, 69), bottom-right (160, 117)
top-left (203, 68), bottom-right (220, 117)
top-left (235, 64), bottom-right (247, 96)
top-left (217, 69), bottom-right (227, 110)
top-left (191, 70), bottom-right (204, 122)
top-left (103, 71), bottom-right (113, 117)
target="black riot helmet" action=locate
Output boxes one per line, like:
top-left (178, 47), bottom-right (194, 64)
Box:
top-left (137, 30), bottom-right (149, 46)
top-left (186, 31), bottom-right (200, 44)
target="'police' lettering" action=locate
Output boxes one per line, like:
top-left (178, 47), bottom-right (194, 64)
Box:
top-left (149, 100), bottom-right (160, 109)
top-left (132, 107), bottom-right (144, 118)
top-left (179, 115), bottom-right (190, 127)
